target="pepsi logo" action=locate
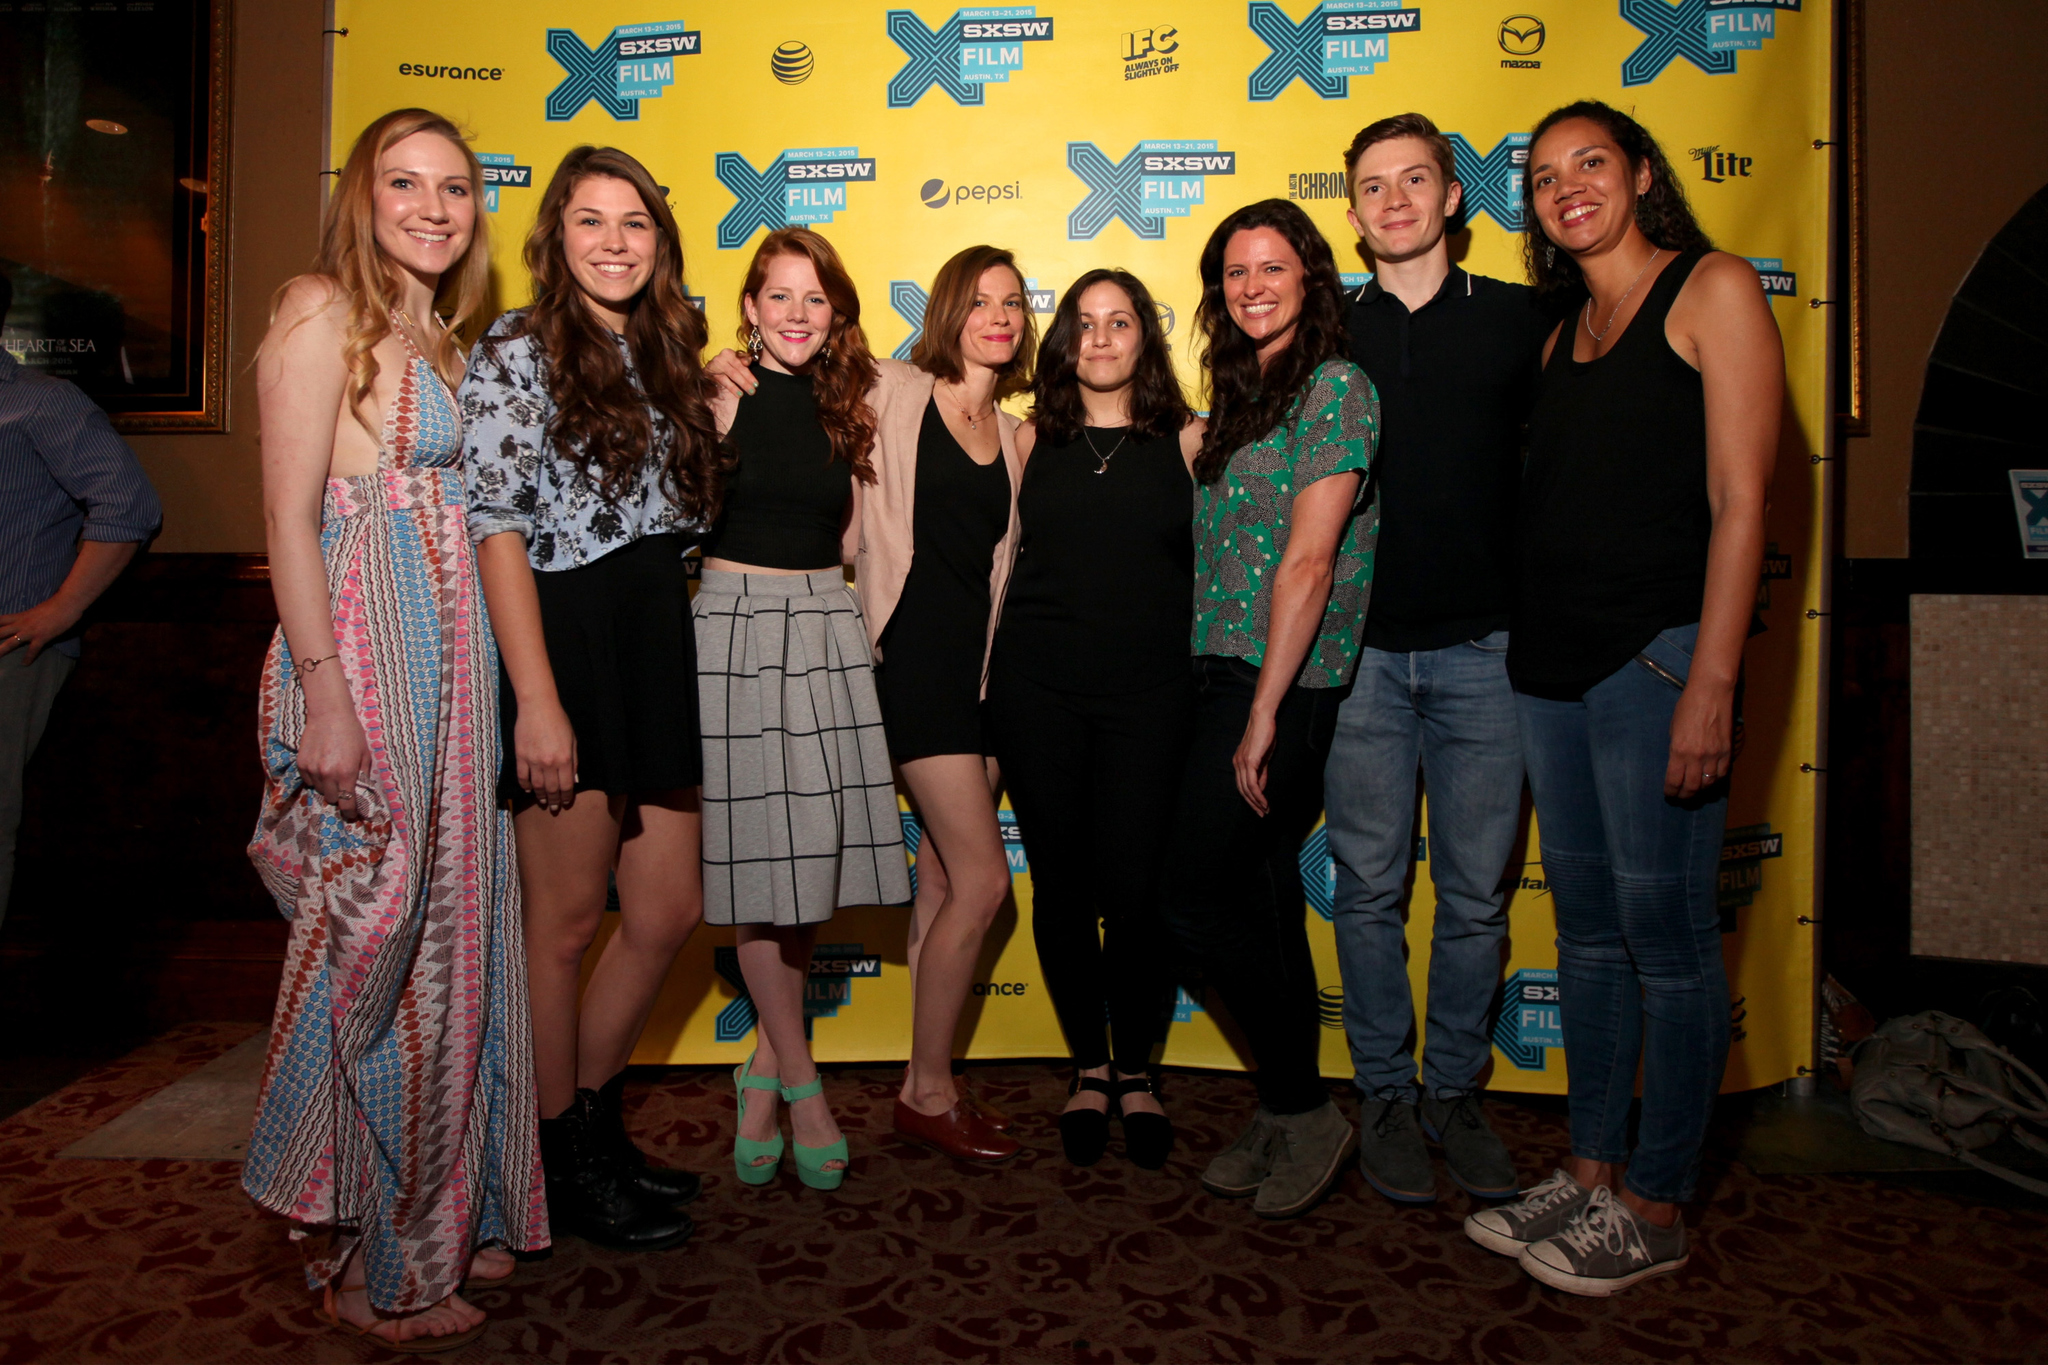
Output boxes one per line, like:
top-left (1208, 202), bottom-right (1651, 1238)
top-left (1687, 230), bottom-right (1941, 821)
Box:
top-left (920, 178), bottom-right (950, 208)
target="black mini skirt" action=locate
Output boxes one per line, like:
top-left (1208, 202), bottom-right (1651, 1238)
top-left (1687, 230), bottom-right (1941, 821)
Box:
top-left (499, 532), bottom-right (702, 803)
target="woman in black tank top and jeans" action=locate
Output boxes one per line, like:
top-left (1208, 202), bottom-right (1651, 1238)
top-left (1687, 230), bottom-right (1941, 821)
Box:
top-left (986, 270), bottom-right (1205, 1170)
top-left (1468, 102), bottom-right (1782, 1298)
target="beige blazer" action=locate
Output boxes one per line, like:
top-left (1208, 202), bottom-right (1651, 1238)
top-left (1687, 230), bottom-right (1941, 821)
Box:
top-left (856, 358), bottom-right (1024, 695)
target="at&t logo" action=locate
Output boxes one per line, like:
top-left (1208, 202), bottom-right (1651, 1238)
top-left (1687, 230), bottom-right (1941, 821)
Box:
top-left (1248, 0), bottom-right (1422, 101)
top-left (545, 19), bottom-right (702, 121)
top-left (886, 6), bottom-right (1055, 108)
top-left (714, 147), bottom-right (879, 249)
top-left (1121, 24), bottom-right (1180, 80)
top-left (1621, 0), bottom-right (1800, 88)
top-left (1066, 140), bottom-right (1236, 241)
top-left (1691, 145), bottom-right (1754, 182)
top-left (1445, 132), bottom-right (1530, 230)
top-left (476, 153), bottom-right (532, 214)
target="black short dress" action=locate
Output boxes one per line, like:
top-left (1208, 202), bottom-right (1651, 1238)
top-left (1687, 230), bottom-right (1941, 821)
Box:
top-left (873, 397), bottom-right (1011, 761)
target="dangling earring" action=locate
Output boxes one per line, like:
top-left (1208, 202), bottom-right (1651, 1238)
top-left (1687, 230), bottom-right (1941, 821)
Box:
top-left (748, 325), bottom-right (763, 359)
top-left (1544, 242), bottom-right (1555, 267)
top-left (819, 340), bottom-right (833, 363)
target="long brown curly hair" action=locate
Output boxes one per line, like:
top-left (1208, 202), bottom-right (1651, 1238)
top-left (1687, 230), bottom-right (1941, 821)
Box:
top-left (505, 145), bottom-right (723, 520)
top-left (1520, 101), bottom-right (1712, 301)
top-left (1193, 200), bottom-right (1349, 484)
top-left (734, 228), bottom-right (879, 484)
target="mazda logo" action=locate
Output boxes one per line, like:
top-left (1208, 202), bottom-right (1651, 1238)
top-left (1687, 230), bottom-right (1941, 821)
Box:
top-left (1498, 15), bottom-right (1545, 55)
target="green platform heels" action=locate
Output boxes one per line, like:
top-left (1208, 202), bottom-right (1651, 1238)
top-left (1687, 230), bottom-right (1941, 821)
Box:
top-left (733, 1056), bottom-right (785, 1185)
top-left (780, 1077), bottom-right (849, 1191)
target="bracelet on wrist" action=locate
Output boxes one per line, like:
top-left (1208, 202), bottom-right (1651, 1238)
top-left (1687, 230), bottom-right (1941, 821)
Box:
top-left (294, 653), bottom-right (340, 680)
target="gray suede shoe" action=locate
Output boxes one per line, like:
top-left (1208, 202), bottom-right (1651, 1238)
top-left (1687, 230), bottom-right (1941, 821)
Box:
top-left (1519, 1185), bottom-right (1689, 1296)
top-left (1358, 1096), bottom-right (1436, 1204)
top-left (1200, 1108), bottom-right (1278, 1198)
top-left (1253, 1101), bottom-right (1357, 1220)
top-left (1420, 1092), bottom-right (1519, 1199)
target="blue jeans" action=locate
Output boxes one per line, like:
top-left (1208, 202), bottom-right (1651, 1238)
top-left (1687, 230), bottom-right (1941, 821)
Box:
top-left (1516, 622), bottom-right (1731, 1204)
top-left (1324, 632), bottom-right (1524, 1102)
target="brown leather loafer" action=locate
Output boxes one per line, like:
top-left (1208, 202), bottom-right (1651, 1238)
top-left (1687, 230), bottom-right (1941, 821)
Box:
top-left (893, 1098), bottom-right (1020, 1162)
top-left (960, 1084), bottom-right (1014, 1132)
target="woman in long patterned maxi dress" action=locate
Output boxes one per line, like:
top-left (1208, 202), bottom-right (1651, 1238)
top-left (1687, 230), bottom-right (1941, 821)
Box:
top-left (241, 108), bottom-right (547, 1352)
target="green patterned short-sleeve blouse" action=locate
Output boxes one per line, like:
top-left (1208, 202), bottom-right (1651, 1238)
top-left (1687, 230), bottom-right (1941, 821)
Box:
top-left (1191, 357), bottom-right (1380, 688)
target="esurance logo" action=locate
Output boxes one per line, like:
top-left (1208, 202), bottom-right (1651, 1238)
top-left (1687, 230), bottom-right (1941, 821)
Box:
top-left (886, 6), bottom-right (1055, 108)
top-left (545, 19), bottom-right (702, 120)
top-left (1249, 0), bottom-right (1421, 101)
top-left (1446, 131), bottom-right (1530, 230)
top-left (1067, 140), bottom-right (1235, 241)
top-left (1746, 257), bottom-right (1797, 297)
top-left (476, 153), bottom-right (532, 214)
top-left (714, 147), bottom-right (878, 249)
top-left (1621, 0), bottom-right (1799, 88)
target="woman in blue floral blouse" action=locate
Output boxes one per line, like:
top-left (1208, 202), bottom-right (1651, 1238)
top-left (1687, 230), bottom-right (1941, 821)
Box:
top-left (1162, 199), bottom-right (1380, 1223)
top-left (460, 145), bottom-right (720, 1255)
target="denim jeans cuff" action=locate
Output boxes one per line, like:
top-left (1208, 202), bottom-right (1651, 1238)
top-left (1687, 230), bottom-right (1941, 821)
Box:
top-left (1622, 1173), bottom-right (1694, 1206)
top-left (1360, 1082), bottom-right (1421, 1104)
top-left (1571, 1145), bottom-right (1633, 1166)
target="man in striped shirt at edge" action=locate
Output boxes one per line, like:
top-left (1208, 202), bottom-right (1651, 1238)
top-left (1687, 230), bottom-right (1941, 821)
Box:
top-left (0, 273), bottom-right (162, 927)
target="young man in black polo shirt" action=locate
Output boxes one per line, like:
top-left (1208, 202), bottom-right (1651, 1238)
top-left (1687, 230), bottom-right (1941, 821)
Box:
top-left (1324, 113), bottom-right (1552, 1205)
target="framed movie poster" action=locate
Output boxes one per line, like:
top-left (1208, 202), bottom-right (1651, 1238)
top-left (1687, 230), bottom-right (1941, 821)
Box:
top-left (0, 0), bottom-right (231, 431)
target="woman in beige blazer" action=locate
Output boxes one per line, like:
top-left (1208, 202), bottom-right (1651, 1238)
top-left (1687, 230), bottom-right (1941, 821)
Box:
top-left (712, 243), bottom-right (1034, 1163)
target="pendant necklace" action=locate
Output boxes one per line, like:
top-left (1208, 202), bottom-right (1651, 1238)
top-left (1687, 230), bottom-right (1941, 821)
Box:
top-left (941, 382), bottom-right (995, 431)
top-left (1082, 426), bottom-right (1127, 475)
top-left (1581, 248), bottom-right (1662, 346)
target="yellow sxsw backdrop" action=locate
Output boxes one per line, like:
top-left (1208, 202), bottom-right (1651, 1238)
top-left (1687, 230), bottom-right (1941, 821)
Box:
top-left (335, 0), bottom-right (1830, 1093)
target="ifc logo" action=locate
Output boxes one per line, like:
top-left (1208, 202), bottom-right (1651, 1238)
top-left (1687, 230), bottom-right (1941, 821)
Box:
top-left (771, 40), bottom-right (814, 84)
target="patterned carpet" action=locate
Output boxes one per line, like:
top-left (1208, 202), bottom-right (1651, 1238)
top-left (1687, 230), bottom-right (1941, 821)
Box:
top-left (2, 1023), bottom-right (2043, 1363)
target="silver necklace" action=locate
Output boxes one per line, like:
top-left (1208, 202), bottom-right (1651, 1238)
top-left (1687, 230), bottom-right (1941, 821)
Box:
top-left (1082, 426), bottom-right (1127, 475)
top-left (939, 382), bottom-right (996, 430)
top-left (1581, 248), bottom-right (1662, 346)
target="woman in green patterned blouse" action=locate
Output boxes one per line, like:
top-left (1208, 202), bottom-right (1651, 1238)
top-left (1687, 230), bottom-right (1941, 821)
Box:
top-left (1162, 198), bottom-right (1380, 1222)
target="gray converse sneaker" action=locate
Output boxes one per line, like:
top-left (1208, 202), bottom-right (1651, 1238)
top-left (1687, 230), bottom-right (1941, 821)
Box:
top-left (1200, 1108), bottom-right (1279, 1198)
top-left (1519, 1185), bottom-right (1689, 1296)
top-left (1420, 1092), bottom-right (1519, 1198)
top-left (1254, 1100), bottom-right (1357, 1220)
top-left (1463, 1168), bottom-right (1593, 1257)
top-left (1358, 1096), bottom-right (1436, 1204)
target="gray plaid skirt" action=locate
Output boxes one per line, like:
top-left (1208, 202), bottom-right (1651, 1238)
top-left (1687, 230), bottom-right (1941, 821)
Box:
top-left (693, 569), bottom-right (911, 925)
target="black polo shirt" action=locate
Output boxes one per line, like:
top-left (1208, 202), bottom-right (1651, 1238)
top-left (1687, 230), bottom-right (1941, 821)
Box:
top-left (1346, 266), bottom-right (1552, 653)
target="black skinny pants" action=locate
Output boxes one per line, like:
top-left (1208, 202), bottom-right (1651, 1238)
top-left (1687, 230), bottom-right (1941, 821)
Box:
top-left (1160, 655), bottom-right (1347, 1115)
top-left (986, 664), bottom-right (1192, 1074)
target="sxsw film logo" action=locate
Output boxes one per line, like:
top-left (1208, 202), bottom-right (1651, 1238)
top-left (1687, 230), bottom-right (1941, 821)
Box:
top-left (1122, 23), bottom-right (1181, 80)
top-left (476, 153), bottom-right (532, 214)
top-left (1066, 140), bottom-right (1236, 241)
top-left (1621, 0), bottom-right (1800, 88)
top-left (887, 281), bottom-right (1053, 362)
top-left (713, 944), bottom-right (880, 1041)
top-left (1746, 257), bottom-right (1798, 297)
top-left (715, 147), bottom-right (878, 249)
top-left (1493, 969), bottom-right (1563, 1070)
top-left (545, 19), bottom-right (702, 120)
top-left (1446, 132), bottom-right (1530, 230)
top-left (1248, 0), bottom-right (1422, 101)
top-left (886, 6), bottom-right (1055, 108)
top-left (1691, 145), bottom-right (1754, 182)
top-left (1718, 822), bottom-right (1784, 931)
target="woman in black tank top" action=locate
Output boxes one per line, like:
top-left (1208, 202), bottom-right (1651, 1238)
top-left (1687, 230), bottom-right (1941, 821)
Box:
top-left (986, 269), bottom-right (1203, 1170)
top-left (1484, 101), bottom-right (1783, 1298)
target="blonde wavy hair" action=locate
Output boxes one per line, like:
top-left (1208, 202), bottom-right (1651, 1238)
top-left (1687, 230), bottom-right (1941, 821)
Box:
top-left (281, 108), bottom-right (492, 431)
